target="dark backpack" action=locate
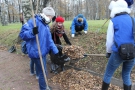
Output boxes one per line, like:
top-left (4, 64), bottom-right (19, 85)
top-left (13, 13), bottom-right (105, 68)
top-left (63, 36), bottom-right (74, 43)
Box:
top-left (21, 41), bottom-right (28, 54)
top-left (118, 43), bottom-right (135, 60)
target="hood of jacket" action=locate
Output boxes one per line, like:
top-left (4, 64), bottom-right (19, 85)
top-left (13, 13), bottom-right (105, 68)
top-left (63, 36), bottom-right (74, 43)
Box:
top-left (109, 0), bottom-right (131, 18)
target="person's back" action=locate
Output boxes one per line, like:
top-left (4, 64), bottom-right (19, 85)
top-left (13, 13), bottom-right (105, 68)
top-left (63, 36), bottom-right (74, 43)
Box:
top-left (111, 14), bottom-right (133, 52)
top-left (102, 0), bottom-right (135, 90)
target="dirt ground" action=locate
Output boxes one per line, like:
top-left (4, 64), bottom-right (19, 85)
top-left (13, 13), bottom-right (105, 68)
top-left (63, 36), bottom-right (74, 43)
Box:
top-left (0, 49), bottom-right (61, 90)
top-left (0, 49), bottom-right (123, 90)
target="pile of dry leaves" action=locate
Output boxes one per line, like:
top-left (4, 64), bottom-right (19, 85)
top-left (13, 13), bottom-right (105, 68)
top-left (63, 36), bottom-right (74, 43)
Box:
top-left (50, 69), bottom-right (122, 90)
top-left (62, 45), bottom-right (85, 60)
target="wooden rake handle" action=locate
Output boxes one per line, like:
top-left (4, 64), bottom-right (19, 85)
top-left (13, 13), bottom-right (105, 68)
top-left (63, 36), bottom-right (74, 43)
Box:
top-left (84, 54), bottom-right (106, 57)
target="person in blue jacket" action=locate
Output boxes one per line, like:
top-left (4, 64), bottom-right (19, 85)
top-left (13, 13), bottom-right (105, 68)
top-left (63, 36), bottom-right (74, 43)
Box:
top-left (102, 0), bottom-right (135, 90)
top-left (71, 14), bottom-right (88, 37)
top-left (19, 6), bottom-right (60, 90)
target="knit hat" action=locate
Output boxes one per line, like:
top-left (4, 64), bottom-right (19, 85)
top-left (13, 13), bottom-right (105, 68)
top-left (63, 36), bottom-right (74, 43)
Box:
top-left (78, 14), bottom-right (83, 18)
top-left (55, 16), bottom-right (64, 23)
top-left (109, 0), bottom-right (131, 18)
top-left (109, 0), bottom-right (128, 11)
top-left (42, 7), bottom-right (55, 16)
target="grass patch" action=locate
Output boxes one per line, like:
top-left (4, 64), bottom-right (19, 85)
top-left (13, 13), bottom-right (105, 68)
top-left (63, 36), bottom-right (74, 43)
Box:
top-left (0, 20), bottom-right (109, 46)
top-left (63, 20), bottom-right (109, 33)
top-left (88, 19), bottom-right (109, 33)
top-left (0, 23), bottom-right (22, 46)
top-left (0, 23), bottom-right (22, 32)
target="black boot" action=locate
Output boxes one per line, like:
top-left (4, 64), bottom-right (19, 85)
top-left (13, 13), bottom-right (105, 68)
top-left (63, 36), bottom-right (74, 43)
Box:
top-left (123, 84), bottom-right (131, 90)
top-left (101, 81), bottom-right (109, 90)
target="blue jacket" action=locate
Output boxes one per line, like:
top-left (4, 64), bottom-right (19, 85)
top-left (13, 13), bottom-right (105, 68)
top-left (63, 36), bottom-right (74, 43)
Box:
top-left (19, 15), bottom-right (58, 58)
top-left (112, 14), bottom-right (134, 52)
top-left (71, 15), bottom-right (88, 34)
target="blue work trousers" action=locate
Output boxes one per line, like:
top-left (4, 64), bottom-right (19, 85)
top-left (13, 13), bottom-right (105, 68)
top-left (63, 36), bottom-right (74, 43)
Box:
top-left (103, 52), bottom-right (135, 86)
top-left (31, 56), bottom-right (47, 90)
top-left (30, 59), bottom-right (38, 77)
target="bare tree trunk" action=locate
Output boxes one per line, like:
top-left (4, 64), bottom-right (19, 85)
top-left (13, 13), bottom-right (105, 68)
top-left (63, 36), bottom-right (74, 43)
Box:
top-left (7, 1), bottom-right (11, 23)
top-left (12, 2), bottom-right (15, 23)
top-left (43, 0), bottom-right (49, 7)
top-left (1, 0), bottom-right (8, 25)
top-left (21, 0), bottom-right (50, 22)
top-left (95, 0), bottom-right (99, 20)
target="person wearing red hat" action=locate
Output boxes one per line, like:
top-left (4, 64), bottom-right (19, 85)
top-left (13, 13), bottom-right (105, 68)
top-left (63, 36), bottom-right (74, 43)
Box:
top-left (50, 16), bottom-right (71, 73)
top-left (50, 16), bottom-right (71, 45)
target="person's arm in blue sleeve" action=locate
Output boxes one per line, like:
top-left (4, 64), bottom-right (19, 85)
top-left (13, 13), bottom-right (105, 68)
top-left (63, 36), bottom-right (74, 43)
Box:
top-left (19, 19), bottom-right (35, 41)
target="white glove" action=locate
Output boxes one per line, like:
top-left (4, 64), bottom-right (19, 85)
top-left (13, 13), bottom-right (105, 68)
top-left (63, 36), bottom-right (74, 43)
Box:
top-left (84, 31), bottom-right (87, 34)
top-left (71, 34), bottom-right (75, 37)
